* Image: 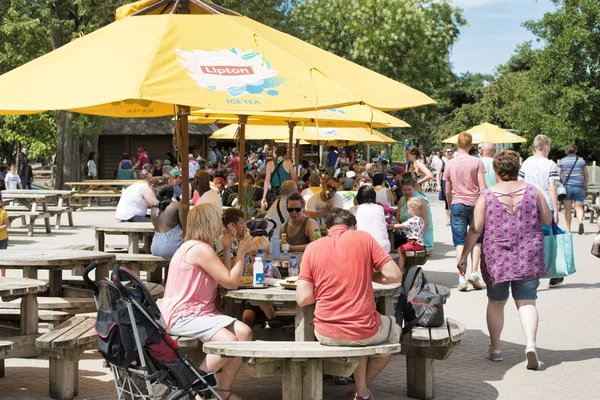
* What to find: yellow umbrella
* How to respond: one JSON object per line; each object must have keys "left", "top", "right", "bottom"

{"left": 443, "top": 123, "right": 527, "bottom": 144}
{"left": 190, "top": 105, "right": 411, "bottom": 128}
{"left": 210, "top": 124, "right": 395, "bottom": 145}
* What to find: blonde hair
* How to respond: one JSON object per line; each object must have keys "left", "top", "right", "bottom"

{"left": 250, "top": 236, "right": 270, "bottom": 256}
{"left": 406, "top": 197, "right": 422, "bottom": 216}
{"left": 457, "top": 132, "right": 472, "bottom": 149}
{"left": 533, "top": 134, "right": 551, "bottom": 151}
{"left": 185, "top": 203, "right": 222, "bottom": 243}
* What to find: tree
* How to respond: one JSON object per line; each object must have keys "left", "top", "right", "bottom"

{"left": 285, "top": 0, "right": 466, "bottom": 150}
{"left": 216, "top": 0, "right": 297, "bottom": 29}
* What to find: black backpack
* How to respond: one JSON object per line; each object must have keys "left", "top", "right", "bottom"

{"left": 395, "top": 266, "right": 445, "bottom": 334}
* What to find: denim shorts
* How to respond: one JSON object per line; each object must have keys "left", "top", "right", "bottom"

{"left": 450, "top": 203, "right": 483, "bottom": 246}
{"left": 486, "top": 278, "right": 539, "bottom": 301}
{"left": 0, "top": 238, "right": 7, "bottom": 249}
{"left": 564, "top": 184, "right": 585, "bottom": 203}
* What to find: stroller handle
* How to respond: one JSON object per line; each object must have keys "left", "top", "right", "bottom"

{"left": 111, "top": 264, "right": 132, "bottom": 299}
{"left": 83, "top": 261, "right": 100, "bottom": 296}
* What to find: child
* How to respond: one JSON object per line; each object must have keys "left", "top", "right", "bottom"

{"left": 4, "top": 165, "right": 22, "bottom": 190}
{"left": 241, "top": 236, "right": 282, "bottom": 329}
{"left": 389, "top": 197, "right": 425, "bottom": 274}
{"left": 0, "top": 195, "right": 9, "bottom": 276}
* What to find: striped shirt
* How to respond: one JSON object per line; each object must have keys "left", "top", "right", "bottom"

{"left": 558, "top": 155, "right": 586, "bottom": 187}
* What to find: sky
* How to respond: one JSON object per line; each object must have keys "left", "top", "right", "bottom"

{"left": 450, "top": 0, "right": 557, "bottom": 75}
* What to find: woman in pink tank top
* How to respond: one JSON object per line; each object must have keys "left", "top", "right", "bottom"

{"left": 159, "top": 203, "right": 252, "bottom": 400}
{"left": 457, "top": 151, "right": 552, "bottom": 371}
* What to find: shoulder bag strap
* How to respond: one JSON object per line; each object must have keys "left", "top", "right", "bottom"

{"left": 276, "top": 198, "right": 285, "bottom": 224}
{"left": 563, "top": 156, "right": 578, "bottom": 185}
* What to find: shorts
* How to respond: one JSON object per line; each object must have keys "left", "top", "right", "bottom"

{"left": 0, "top": 238, "right": 7, "bottom": 250}
{"left": 486, "top": 278, "right": 539, "bottom": 301}
{"left": 439, "top": 179, "right": 449, "bottom": 210}
{"left": 315, "top": 314, "right": 400, "bottom": 347}
{"left": 564, "top": 184, "right": 585, "bottom": 203}
{"left": 450, "top": 203, "right": 483, "bottom": 246}
{"left": 399, "top": 240, "right": 424, "bottom": 253}
{"left": 243, "top": 300, "right": 276, "bottom": 321}
{"left": 168, "top": 314, "right": 237, "bottom": 342}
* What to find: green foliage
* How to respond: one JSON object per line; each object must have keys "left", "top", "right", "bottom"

{"left": 216, "top": 0, "right": 298, "bottom": 29}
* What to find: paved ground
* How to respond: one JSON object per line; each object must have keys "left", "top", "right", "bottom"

{"left": 1, "top": 195, "right": 600, "bottom": 400}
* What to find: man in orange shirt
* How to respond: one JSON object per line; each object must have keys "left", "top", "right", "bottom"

{"left": 297, "top": 208, "right": 402, "bottom": 400}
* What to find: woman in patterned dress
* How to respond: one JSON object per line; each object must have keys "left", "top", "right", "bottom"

{"left": 458, "top": 150, "right": 552, "bottom": 370}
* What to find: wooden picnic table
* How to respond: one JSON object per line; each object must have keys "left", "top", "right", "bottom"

{"left": 92, "top": 222, "right": 155, "bottom": 254}
{"left": 2, "top": 190, "right": 74, "bottom": 230}
{"left": 0, "top": 277, "right": 47, "bottom": 336}
{"left": 225, "top": 282, "right": 401, "bottom": 342}
{"left": 0, "top": 249, "right": 115, "bottom": 297}
{"left": 586, "top": 186, "right": 600, "bottom": 204}
{"left": 1, "top": 191, "right": 54, "bottom": 236}
{"left": 66, "top": 180, "right": 136, "bottom": 208}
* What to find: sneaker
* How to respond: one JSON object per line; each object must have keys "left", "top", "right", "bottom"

{"left": 487, "top": 347, "right": 503, "bottom": 362}
{"left": 353, "top": 390, "right": 374, "bottom": 400}
{"left": 458, "top": 277, "right": 468, "bottom": 292}
{"left": 579, "top": 223, "right": 584, "bottom": 235}
{"left": 468, "top": 274, "right": 484, "bottom": 290}
{"left": 548, "top": 278, "right": 564, "bottom": 288}
{"left": 525, "top": 346, "right": 540, "bottom": 370}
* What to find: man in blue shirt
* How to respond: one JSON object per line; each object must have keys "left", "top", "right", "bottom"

{"left": 325, "top": 146, "right": 339, "bottom": 169}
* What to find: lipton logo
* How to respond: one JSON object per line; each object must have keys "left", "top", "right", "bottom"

{"left": 200, "top": 66, "right": 255, "bottom": 76}
{"left": 177, "top": 48, "right": 286, "bottom": 98}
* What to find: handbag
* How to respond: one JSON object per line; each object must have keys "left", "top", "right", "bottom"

{"left": 543, "top": 222, "right": 576, "bottom": 278}
{"left": 591, "top": 231, "right": 600, "bottom": 259}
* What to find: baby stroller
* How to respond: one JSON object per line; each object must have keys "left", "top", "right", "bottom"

{"left": 83, "top": 262, "right": 222, "bottom": 400}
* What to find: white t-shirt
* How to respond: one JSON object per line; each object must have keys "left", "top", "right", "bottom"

{"left": 87, "top": 160, "right": 97, "bottom": 178}
{"left": 196, "top": 189, "right": 223, "bottom": 214}
{"left": 518, "top": 156, "right": 560, "bottom": 210}
{"left": 306, "top": 192, "right": 343, "bottom": 215}
{"left": 374, "top": 186, "right": 392, "bottom": 206}
{"left": 300, "top": 187, "right": 318, "bottom": 204}
{"left": 115, "top": 182, "right": 150, "bottom": 221}
{"left": 404, "top": 216, "right": 425, "bottom": 246}
{"left": 5, "top": 172, "right": 21, "bottom": 190}
{"left": 353, "top": 204, "right": 391, "bottom": 253}
{"left": 189, "top": 160, "right": 200, "bottom": 179}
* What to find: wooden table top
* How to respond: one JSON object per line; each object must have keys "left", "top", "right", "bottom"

{"left": 1, "top": 192, "right": 57, "bottom": 200}
{"left": 91, "top": 222, "right": 155, "bottom": 233}
{"left": 66, "top": 180, "right": 137, "bottom": 186}
{"left": 0, "top": 277, "right": 47, "bottom": 297}
{"left": 0, "top": 249, "right": 115, "bottom": 267}
{"left": 225, "top": 282, "right": 401, "bottom": 303}
{"left": 2, "top": 190, "right": 73, "bottom": 196}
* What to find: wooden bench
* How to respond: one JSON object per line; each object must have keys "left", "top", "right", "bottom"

{"left": 0, "top": 297, "right": 96, "bottom": 316}
{"left": 5, "top": 205, "right": 71, "bottom": 229}
{"left": 72, "top": 192, "right": 121, "bottom": 208}
{"left": 405, "top": 248, "right": 434, "bottom": 268}
{"left": 401, "top": 318, "right": 466, "bottom": 400}
{"left": 114, "top": 253, "right": 169, "bottom": 283}
{"left": 60, "top": 279, "right": 164, "bottom": 300}
{"left": 203, "top": 341, "right": 402, "bottom": 400}
{"left": 36, "top": 316, "right": 97, "bottom": 400}
{"left": 0, "top": 309, "right": 70, "bottom": 324}
{"left": 588, "top": 204, "right": 600, "bottom": 224}
{"left": 6, "top": 210, "right": 52, "bottom": 236}
{"left": 0, "top": 341, "right": 13, "bottom": 378}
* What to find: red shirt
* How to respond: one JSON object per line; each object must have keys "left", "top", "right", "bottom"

{"left": 137, "top": 153, "right": 150, "bottom": 166}
{"left": 299, "top": 225, "right": 392, "bottom": 340}
{"left": 229, "top": 155, "right": 240, "bottom": 176}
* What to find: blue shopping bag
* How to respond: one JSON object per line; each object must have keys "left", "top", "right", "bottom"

{"left": 543, "top": 222, "right": 576, "bottom": 278}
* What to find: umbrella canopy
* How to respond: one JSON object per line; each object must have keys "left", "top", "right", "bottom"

{"left": 189, "top": 105, "right": 411, "bottom": 128}
{"left": 443, "top": 123, "right": 527, "bottom": 144}
{"left": 210, "top": 124, "right": 396, "bottom": 145}
{"left": 116, "top": 0, "right": 239, "bottom": 19}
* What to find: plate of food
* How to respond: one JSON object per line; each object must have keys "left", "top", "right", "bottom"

{"left": 280, "top": 277, "right": 299, "bottom": 290}
{"left": 238, "top": 276, "right": 270, "bottom": 289}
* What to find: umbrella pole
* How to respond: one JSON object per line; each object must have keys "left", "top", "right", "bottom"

{"left": 178, "top": 105, "right": 190, "bottom": 228}
{"left": 295, "top": 139, "right": 301, "bottom": 170}
{"left": 237, "top": 116, "right": 248, "bottom": 211}
{"left": 310, "top": 144, "right": 314, "bottom": 163}
{"left": 288, "top": 122, "right": 295, "bottom": 164}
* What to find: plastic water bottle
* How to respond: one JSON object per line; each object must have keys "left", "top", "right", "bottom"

{"left": 313, "top": 228, "right": 322, "bottom": 241}
{"left": 253, "top": 252, "right": 265, "bottom": 287}
{"left": 264, "top": 259, "right": 274, "bottom": 278}
{"left": 289, "top": 255, "right": 299, "bottom": 277}
{"left": 281, "top": 233, "right": 289, "bottom": 256}
{"left": 271, "top": 231, "right": 281, "bottom": 261}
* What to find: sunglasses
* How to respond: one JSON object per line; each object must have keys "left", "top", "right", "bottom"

{"left": 287, "top": 207, "right": 302, "bottom": 213}
{"left": 445, "top": 150, "right": 453, "bottom": 153}
{"left": 327, "top": 185, "right": 339, "bottom": 191}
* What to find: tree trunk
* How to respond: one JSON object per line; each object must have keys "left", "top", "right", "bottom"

{"left": 49, "top": 1, "right": 80, "bottom": 189}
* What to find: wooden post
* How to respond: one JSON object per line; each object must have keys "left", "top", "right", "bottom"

{"left": 21, "top": 293, "right": 38, "bottom": 335}
{"left": 310, "top": 144, "right": 314, "bottom": 163}
{"left": 366, "top": 144, "right": 371, "bottom": 163}
{"left": 296, "top": 139, "right": 301, "bottom": 170}
{"left": 295, "top": 304, "right": 315, "bottom": 342}
{"left": 178, "top": 105, "right": 190, "bottom": 228}
{"left": 288, "top": 122, "right": 296, "bottom": 161}
{"left": 237, "top": 116, "right": 248, "bottom": 208}
{"left": 593, "top": 161, "right": 597, "bottom": 184}
{"left": 406, "top": 355, "right": 435, "bottom": 400}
